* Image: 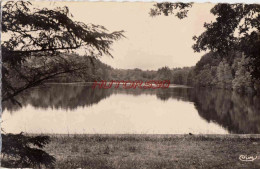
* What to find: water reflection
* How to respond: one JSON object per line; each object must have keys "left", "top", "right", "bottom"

{"left": 2, "top": 84, "right": 260, "bottom": 134}
{"left": 192, "top": 89, "right": 260, "bottom": 134}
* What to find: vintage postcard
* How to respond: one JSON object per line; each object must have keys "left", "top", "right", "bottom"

{"left": 1, "top": 0, "right": 260, "bottom": 168}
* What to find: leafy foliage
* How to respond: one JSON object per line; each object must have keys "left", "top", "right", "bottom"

{"left": 150, "top": 2, "right": 193, "bottom": 19}
{"left": 1, "top": 133, "right": 55, "bottom": 168}
{"left": 2, "top": 1, "right": 124, "bottom": 60}
{"left": 192, "top": 4, "right": 260, "bottom": 53}
{"left": 2, "top": 1, "right": 124, "bottom": 102}
{"left": 157, "top": 66, "right": 172, "bottom": 80}
{"left": 187, "top": 52, "right": 258, "bottom": 93}
{"left": 232, "top": 55, "right": 253, "bottom": 92}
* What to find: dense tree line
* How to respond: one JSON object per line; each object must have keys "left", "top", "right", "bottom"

{"left": 48, "top": 51, "right": 259, "bottom": 94}
{"left": 188, "top": 52, "right": 260, "bottom": 93}
{"left": 47, "top": 56, "right": 193, "bottom": 86}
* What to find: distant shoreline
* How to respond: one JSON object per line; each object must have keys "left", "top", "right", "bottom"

{"left": 45, "top": 82, "right": 193, "bottom": 88}
{"left": 28, "top": 133, "right": 260, "bottom": 138}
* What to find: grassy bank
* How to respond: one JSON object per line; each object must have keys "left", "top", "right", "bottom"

{"left": 41, "top": 134, "right": 260, "bottom": 169}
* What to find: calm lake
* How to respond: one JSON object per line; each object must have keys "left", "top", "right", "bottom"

{"left": 2, "top": 83, "right": 260, "bottom": 134}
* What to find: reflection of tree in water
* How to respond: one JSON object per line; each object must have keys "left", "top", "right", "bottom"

{"left": 3, "top": 84, "right": 113, "bottom": 112}
{"left": 193, "top": 88, "right": 260, "bottom": 134}
{"left": 113, "top": 87, "right": 192, "bottom": 102}
{"left": 3, "top": 84, "right": 260, "bottom": 134}
{"left": 154, "top": 87, "right": 260, "bottom": 134}
{"left": 111, "top": 86, "right": 194, "bottom": 102}
{"left": 3, "top": 85, "right": 193, "bottom": 112}
{"left": 156, "top": 88, "right": 193, "bottom": 102}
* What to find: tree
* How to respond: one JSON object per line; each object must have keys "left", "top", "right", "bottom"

{"left": 192, "top": 4, "right": 260, "bottom": 80}
{"left": 232, "top": 54, "right": 254, "bottom": 93}
{"left": 1, "top": 133, "right": 55, "bottom": 168}
{"left": 2, "top": 1, "right": 124, "bottom": 103}
{"left": 156, "top": 66, "right": 172, "bottom": 80}
{"left": 150, "top": 3, "right": 260, "bottom": 80}
{"left": 216, "top": 59, "right": 233, "bottom": 89}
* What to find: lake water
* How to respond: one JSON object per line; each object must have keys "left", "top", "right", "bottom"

{"left": 1, "top": 83, "right": 260, "bottom": 134}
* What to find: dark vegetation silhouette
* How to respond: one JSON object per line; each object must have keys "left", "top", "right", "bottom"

{"left": 1, "top": 1, "right": 124, "bottom": 168}
{"left": 45, "top": 52, "right": 258, "bottom": 94}
{"left": 1, "top": 133, "right": 55, "bottom": 168}
{"left": 149, "top": 2, "right": 193, "bottom": 19}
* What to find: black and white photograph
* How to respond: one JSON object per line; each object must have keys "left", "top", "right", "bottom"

{"left": 1, "top": 0, "right": 260, "bottom": 168}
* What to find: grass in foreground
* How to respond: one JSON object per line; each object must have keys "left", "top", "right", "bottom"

{"left": 40, "top": 134, "right": 260, "bottom": 169}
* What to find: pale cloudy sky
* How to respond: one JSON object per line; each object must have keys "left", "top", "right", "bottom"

{"left": 34, "top": 2, "right": 215, "bottom": 70}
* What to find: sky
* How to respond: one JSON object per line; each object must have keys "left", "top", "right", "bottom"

{"left": 32, "top": 2, "right": 216, "bottom": 70}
